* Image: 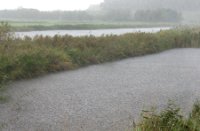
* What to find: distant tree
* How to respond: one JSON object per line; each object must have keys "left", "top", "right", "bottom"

{"left": 0, "top": 9, "right": 94, "bottom": 21}
{"left": 102, "top": 9, "right": 133, "bottom": 21}
{"left": 100, "top": 0, "right": 200, "bottom": 12}
{"left": 0, "top": 22, "right": 11, "bottom": 43}
{"left": 134, "top": 9, "right": 182, "bottom": 23}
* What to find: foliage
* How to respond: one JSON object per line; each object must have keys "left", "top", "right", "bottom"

{"left": 0, "top": 22, "right": 12, "bottom": 43}
{"left": 135, "top": 101, "right": 200, "bottom": 131}
{"left": 0, "top": 8, "right": 93, "bottom": 21}
{"left": 1, "top": 0, "right": 200, "bottom": 22}
{"left": 101, "top": 0, "right": 200, "bottom": 12}
{"left": 0, "top": 23, "right": 200, "bottom": 87}
{"left": 134, "top": 9, "right": 182, "bottom": 23}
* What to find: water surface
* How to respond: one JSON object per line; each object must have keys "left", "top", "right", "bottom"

{"left": 16, "top": 27, "right": 171, "bottom": 38}
{"left": 1, "top": 48, "right": 200, "bottom": 131}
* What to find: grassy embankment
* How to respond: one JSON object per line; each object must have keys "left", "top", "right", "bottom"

{"left": 135, "top": 101, "right": 200, "bottom": 131}
{"left": 0, "top": 24, "right": 200, "bottom": 88}
{"left": 7, "top": 21, "right": 176, "bottom": 31}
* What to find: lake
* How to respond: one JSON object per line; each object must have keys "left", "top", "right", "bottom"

{"left": 15, "top": 27, "right": 171, "bottom": 38}
{"left": 1, "top": 48, "right": 200, "bottom": 131}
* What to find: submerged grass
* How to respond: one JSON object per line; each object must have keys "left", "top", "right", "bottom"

{"left": 0, "top": 84, "right": 9, "bottom": 103}
{"left": 0, "top": 95, "right": 8, "bottom": 104}
{"left": 135, "top": 101, "right": 200, "bottom": 131}
{"left": 0, "top": 24, "right": 200, "bottom": 87}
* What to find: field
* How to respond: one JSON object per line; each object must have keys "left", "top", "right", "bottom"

{"left": 5, "top": 20, "right": 176, "bottom": 31}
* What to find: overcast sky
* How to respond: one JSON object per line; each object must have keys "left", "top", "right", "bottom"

{"left": 0, "top": 0, "right": 104, "bottom": 11}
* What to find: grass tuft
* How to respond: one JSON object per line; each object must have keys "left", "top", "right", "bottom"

{"left": 135, "top": 101, "right": 200, "bottom": 131}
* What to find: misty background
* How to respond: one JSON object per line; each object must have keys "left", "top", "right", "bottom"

{"left": 0, "top": 0, "right": 200, "bottom": 24}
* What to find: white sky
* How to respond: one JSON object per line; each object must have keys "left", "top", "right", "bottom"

{"left": 0, "top": 0, "right": 104, "bottom": 11}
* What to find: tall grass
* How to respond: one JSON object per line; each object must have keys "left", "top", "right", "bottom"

{"left": 135, "top": 101, "right": 200, "bottom": 131}
{"left": 0, "top": 42, "right": 74, "bottom": 83}
{"left": 0, "top": 24, "right": 200, "bottom": 86}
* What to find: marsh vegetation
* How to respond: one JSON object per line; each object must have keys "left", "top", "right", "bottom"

{"left": 1, "top": 23, "right": 200, "bottom": 130}
{"left": 135, "top": 101, "right": 200, "bottom": 131}
{"left": 0, "top": 23, "right": 200, "bottom": 87}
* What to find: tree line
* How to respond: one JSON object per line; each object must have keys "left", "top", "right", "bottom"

{"left": 0, "top": 8, "right": 183, "bottom": 23}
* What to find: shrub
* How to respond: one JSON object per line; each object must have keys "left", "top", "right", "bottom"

{"left": 135, "top": 101, "right": 200, "bottom": 131}
{"left": 0, "top": 22, "right": 12, "bottom": 43}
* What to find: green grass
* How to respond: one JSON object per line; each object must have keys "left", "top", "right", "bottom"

{"left": 135, "top": 101, "right": 200, "bottom": 131}
{"left": 5, "top": 20, "right": 176, "bottom": 31}
{"left": 0, "top": 43, "right": 74, "bottom": 82}
{"left": 0, "top": 85, "right": 9, "bottom": 104}
{"left": 0, "top": 122, "right": 7, "bottom": 131}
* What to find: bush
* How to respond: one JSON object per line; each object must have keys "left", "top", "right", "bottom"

{"left": 0, "top": 43, "right": 74, "bottom": 81}
{"left": 135, "top": 101, "right": 200, "bottom": 131}
{"left": 0, "top": 22, "right": 12, "bottom": 43}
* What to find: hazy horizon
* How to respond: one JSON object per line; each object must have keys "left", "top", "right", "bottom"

{"left": 0, "top": 0, "right": 200, "bottom": 23}
{"left": 0, "top": 0, "right": 104, "bottom": 11}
